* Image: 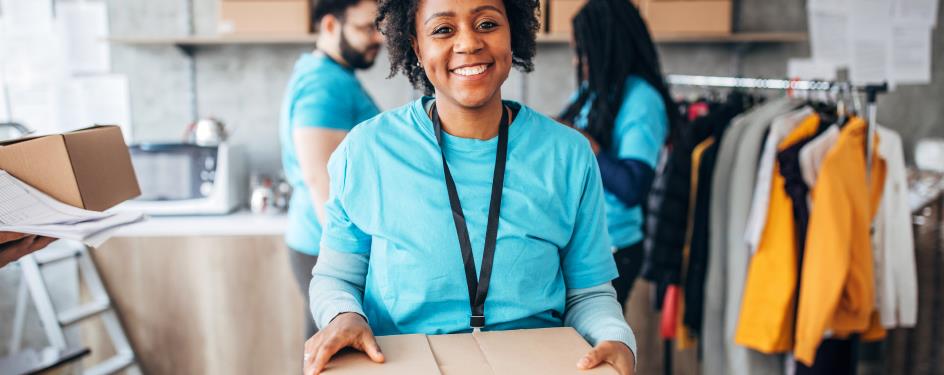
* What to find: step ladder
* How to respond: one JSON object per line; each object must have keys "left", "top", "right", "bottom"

{"left": 8, "top": 242, "right": 142, "bottom": 375}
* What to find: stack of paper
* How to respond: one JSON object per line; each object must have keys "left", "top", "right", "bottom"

{"left": 0, "top": 170, "right": 144, "bottom": 247}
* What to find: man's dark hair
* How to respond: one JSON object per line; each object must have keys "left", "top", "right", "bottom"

{"left": 312, "top": 0, "right": 367, "bottom": 28}
{"left": 376, "top": 0, "right": 541, "bottom": 95}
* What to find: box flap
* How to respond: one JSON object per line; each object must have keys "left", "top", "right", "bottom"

{"left": 0, "top": 135, "right": 83, "bottom": 207}
{"left": 323, "top": 334, "right": 441, "bottom": 374}
{"left": 472, "top": 328, "right": 618, "bottom": 375}
{"left": 428, "top": 333, "right": 493, "bottom": 375}
{"left": 62, "top": 126, "right": 140, "bottom": 211}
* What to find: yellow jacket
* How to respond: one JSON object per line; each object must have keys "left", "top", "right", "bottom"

{"left": 794, "top": 118, "right": 886, "bottom": 365}
{"left": 735, "top": 114, "right": 821, "bottom": 353}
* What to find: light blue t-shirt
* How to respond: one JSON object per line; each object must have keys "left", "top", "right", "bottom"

{"left": 572, "top": 76, "right": 668, "bottom": 249}
{"left": 320, "top": 98, "right": 618, "bottom": 336}
{"left": 279, "top": 53, "right": 380, "bottom": 255}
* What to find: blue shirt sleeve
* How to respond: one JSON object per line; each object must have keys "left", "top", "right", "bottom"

{"left": 561, "top": 147, "right": 619, "bottom": 289}
{"left": 291, "top": 78, "right": 355, "bottom": 131}
{"left": 320, "top": 139, "right": 372, "bottom": 253}
{"left": 612, "top": 79, "right": 669, "bottom": 167}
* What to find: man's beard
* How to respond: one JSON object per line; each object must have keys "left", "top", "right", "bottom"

{"left": 339, "top": 28, "right": 380, "bottom": 70}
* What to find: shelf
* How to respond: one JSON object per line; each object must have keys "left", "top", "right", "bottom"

{"left": 110, "top": 32, "right": 807, "bottom": 47}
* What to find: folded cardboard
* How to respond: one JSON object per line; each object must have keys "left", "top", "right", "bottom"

{"left": 324, "top": 327, "right": 618, "bottom": 375}
{"left": 0, "top": 125, "right": 140, "bottom": 211}
{"left": 218, "top": 0, "right": 310, "bottom": 35}
{"left": 638, "top": 0, "right": 732, "bottom": 35}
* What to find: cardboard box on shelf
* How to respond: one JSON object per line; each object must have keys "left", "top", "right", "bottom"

{"left": 323, "top": 327, "right": 618, "bottom": 375}
{"left": 0, "top": 125, "right": 140, "bottom": 211}
{"left": 218, "top": 0, "right": 310, "bottom": 35}
{"left": 548, "top": 0, "right": 586, "bottom": 35}
{"left": 638, "top": 0, "right": 732, "bottom": 35}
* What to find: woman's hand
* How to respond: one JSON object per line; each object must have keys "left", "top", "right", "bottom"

{"left": 577, "top": 340, "right": 636, "bottom": 375}
{"left": 0, "top": 233, "right": 57, "bottom": 268}
{"left": 304, "top": 312, "right": 385, "bottom": 375}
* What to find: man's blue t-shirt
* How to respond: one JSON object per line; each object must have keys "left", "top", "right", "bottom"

{"left": 320, "top": 98, "right": 619, "bottom": 335}
{"left": 572, "top": 76, "right": 668, "bottom": 249}
{"left": 279, "top": 52, "right": 380, "bottom": 255}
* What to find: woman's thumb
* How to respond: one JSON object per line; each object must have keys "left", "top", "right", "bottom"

{"left": 577, "top": 347, "right": 604, "bottom": 369}
{"left": 361, "top": 335, "right": 385, "bottom": 363}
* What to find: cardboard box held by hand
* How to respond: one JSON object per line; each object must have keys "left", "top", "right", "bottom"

{"left": 323, "top": 327, "right": 619, "bottom": 375}
{"left": 0, "top": 125, "right": 140, "bottom": 211}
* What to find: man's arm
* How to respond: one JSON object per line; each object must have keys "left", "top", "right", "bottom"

{"left": 294, "top": 127, "right": 348, "bottom": 223}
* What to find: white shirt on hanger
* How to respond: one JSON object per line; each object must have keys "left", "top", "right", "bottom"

{"left": 799, "top": 125, "right": 841, "bottom": 189}
{"left": 744, "top": 107, "right": 813, "bottom": 254}
{"left": 874, "top": 125, "right": 918, "bottom": 328}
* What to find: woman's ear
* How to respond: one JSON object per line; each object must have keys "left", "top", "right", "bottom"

{"left": 410, "top": 36, "right": 421, "bottom": 67}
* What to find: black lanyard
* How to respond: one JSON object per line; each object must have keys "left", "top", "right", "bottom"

{"left": 431, "top": 102, "right": 509, "bottom": 330}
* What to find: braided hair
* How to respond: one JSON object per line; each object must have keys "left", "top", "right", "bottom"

{"left": 558, "top": 0, "right": 679, "bottom": 150}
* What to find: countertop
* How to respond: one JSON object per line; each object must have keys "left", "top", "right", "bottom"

{"left": 113, "top": 211, "right": 287, "bottom": 237}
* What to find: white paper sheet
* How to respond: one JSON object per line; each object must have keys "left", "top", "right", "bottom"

{"left": 60, "top": 75, "right": 133, "bottom": 142}
{"left": 849, "top": 0, "right": 894, "bottom": 84}
{"left": 890, "top": 26, "right": 933, "bottom": 84}
{"left": 808, "top": 9, "right": 851, "bottom": 65}
{"left": 0, "top": 0, "right": 54, "bottom": 35}
{"left": 55, "top": 2, "right": 111, "bottom": 74}
{"left": 893, "top": 0, "right": 939, "bottom": 26}
{"left": 787, "top": 58, "right": 839, "bottom": 80}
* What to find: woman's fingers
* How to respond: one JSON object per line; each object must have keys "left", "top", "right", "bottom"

{"left": 311, "top": 338, "right": 344, "bottom": 375}
{"left": 577, "top": 346, "right": 604, "bottom": 370}
{"left": 28, "top": 236, "right": 57, "bottom": 252}
{"left": 358, "top": 333, "right": 385, "bottom": 363}
{"left": 303, "top": 335, "right": 319, "bottom": 375}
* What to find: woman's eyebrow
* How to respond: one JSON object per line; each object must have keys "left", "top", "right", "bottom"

{"left": 424, "top": 5, "right": 504, "bottom": 25}
{"left": 424, "top": 11, "right": 455, "bottom": 25}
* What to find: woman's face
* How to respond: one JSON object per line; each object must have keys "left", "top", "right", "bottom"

{"left": 412, "top": 0, "right": 513, "bottom": 109}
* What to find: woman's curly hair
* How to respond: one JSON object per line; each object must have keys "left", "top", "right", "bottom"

{"left": 375, "top": 0, "right": 541, "bottom": 95}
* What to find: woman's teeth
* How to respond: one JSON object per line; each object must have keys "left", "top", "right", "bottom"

{"left": 452, "top": 64, "right": 488, "bottom": 76}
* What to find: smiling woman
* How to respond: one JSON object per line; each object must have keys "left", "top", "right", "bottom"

{"left": 301, "top": 1, "right": 638, "bottom": 375}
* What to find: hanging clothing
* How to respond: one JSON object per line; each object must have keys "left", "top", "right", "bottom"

{"left": 744, "top": 107, "right": 814, "bottom": 254}
{"left": 704, "top": 97, "right": 799, "bottom": 375}
{"left": 736, "top": 113, "right": 820, "bottom": 354}
{"left": 795, "top": 338, "right": 858, "bottom": 375}
{"left": 643, "top": 98, "right": 740, "bottom": 294}
{"left": 676, "top": 136, "right": 716, "bottom": 349}
{"left": 874, "top": 126, "right": 918, "bottom": 328}
{"left": 799, "top": 125, "right": 840, "bottom": 189}
{"left": 794, "top": 118, "right": 887, "bottom": 366}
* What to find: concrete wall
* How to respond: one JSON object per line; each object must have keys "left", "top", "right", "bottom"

{"left": 106, "top": 0, "right": 942, "bottom": 175}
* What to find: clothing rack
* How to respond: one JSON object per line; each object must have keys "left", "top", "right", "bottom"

{"left": 666, "top": 74, "right": 887, "bottom": 177}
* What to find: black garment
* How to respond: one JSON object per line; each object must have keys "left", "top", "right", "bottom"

{"left": 642, "top": 93, "right": 746, "bottom": 308}
{"left": 288, "top": 249, "right": 319, "bottom": 338}
{"left": 777, "top": 137, "right": 816, "bottom": 261}
{"left": 682, "top": 137, "right": 721, "bottom": 336}
{"left": 612, "top": 242, "right": 646, "bottom": 308}
{"left": 796, "top": 338, "right": 859, "bottom": 375}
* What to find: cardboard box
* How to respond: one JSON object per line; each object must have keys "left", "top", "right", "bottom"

{"left": 639, "top": 0, "right": 731, "bottom": 35}
{"left": 0, "top": 126, "right": 140, "bottom": 211}
{"left": 324, "top": 327, "right": 618, "bottom": 374}
{"left": 549, "top": 0, "right": 586, "bottom": 35}
{"left": 218, "top": 0, "right": 310, "bottom": 35}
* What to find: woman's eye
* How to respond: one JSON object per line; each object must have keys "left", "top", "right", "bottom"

{"left": 478, "top": 21, "right": 498, "bottom": 30}
{"left": 432, "top": 26, "right": 453, "bottom": 35}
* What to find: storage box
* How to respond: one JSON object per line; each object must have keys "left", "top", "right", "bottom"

{"left": 549, "top": 0, "right": 586, "bottom": 35}
{"left": 324, "top": 327, "right": 618, "bottom": 374}
{"left": 218, "top": 0, "right": 310, "bottom": 35}
{"left": 0, "top": 126, "right": 140, "bottom": 211}
{"left": 638, "top": 0, "right": 731, "bottom": 35}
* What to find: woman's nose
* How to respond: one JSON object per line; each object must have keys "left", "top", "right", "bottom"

{"left": 454, "top": 28, "right": 484, "bottom": 55}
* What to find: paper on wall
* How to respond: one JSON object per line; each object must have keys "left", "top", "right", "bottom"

{"left": 807, "top": 0, "right": 849, "bottom": 12}
{"left": 893, "top": 0, "right": 939, "bottom": 27}
{"left": 59, "top": 75, "right": 133, "bottom": 142}
{"left": 849, "top": 0, "right": 894, "bottom": 84}
{"left": 808, "top": 9, "right": 851, "bottom": 65}
{"left": 890, "top": 26, "right": 933, "bottom": 84}
{"left": 5, "top": 83, "right": 60, "bottom": 135}
{"left": 787, "top": 59, "right": 839, "bottom": 80}
{"left": 0, "top": 32, "right": 68, "bottom": 87}
{"left": 0, "top": 0, "right": 54, "bottom": 35}
{"left": 0, "top": 82, "right": 9, "bottom": 122}
{"left": 55, "top": 2, "right": 111, "bottom": 74}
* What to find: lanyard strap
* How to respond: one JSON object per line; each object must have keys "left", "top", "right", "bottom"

{"left": 431, "top": 102, "right": 509, "bottom": 330}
